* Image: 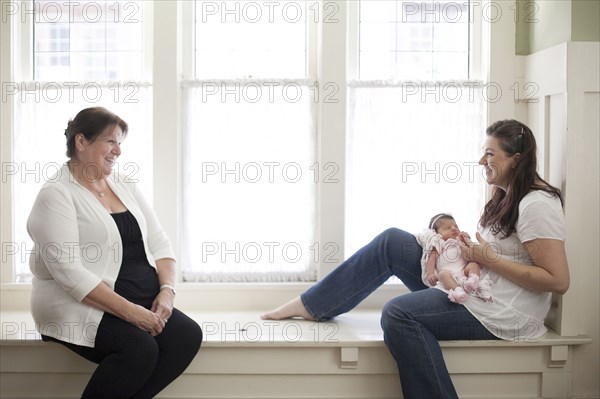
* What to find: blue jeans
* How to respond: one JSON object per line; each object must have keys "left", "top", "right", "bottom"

{"left": 301, "top": 228, "right": 497, "bottom": 399}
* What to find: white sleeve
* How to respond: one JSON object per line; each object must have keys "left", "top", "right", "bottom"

{"left": 517, "top": 195, "right": 565, "bottom": 243}
{"left": 27, "top": 185, "right": 102, "bottom": 302}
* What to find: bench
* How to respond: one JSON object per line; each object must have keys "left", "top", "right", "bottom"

{"left": 0, "top": 310, "right": 591, "bottom": 399}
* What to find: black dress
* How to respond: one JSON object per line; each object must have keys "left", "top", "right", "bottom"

{"left": 110, "top": 210, "right": 160, "bottom": 310}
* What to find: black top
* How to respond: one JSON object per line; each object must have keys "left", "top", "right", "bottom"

{"left": 110, "top": 210, "right": 160, "bottom": 310}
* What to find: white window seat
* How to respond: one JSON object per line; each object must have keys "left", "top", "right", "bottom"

{"left": 0, "top": 309, "right": 591, "bottom": 399}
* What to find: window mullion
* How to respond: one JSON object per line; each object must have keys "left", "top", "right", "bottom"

{"left": 1, "top": 0, "right": 16, "bottom": 284}
{"left": 346, "top": 0, "right": 359, "bottom": 81}
{"left": 180, "top": 0, "right": 194, "bottom": 80}
{"left": 317, "top": 0, "right": 347, "bottom": 279}
{"left": 152, "top": 1, "right": 182, "bottom": 279}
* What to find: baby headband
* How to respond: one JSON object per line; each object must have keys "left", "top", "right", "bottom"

{"left": 429, "top": 213, "right": 453, "bottom": 229}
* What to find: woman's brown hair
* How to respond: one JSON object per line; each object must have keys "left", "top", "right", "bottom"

{"left": 65, "top": 107, "right": 128, "bottom": 158}
{"left": 479, "top": 119, "right": 562, "bottom": 238}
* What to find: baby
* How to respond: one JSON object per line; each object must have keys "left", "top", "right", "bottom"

{"left": 417, "top": 213, "right": 492, "bottom": 304}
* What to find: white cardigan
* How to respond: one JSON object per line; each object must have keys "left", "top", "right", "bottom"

{"left": 27, "top": 163, "right": 175, "bottom": 347}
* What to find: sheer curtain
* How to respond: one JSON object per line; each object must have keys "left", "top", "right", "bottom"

{"left": 181, "top": 80, "right": 317, "bottom": 282}
{"left": 345, "top": 81, "right": 487, "bottom": 259}
{"left": 12, "top": 83, "right": 153, "bottom": 281}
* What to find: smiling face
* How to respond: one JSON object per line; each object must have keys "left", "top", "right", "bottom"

{"left": 479, "top": 136, "right": 519, "bottom": 190}
{"left": 74, "top": 125, "right": 123, "bottom": 180}
{"left": 435, "top": 218, "right": 461, "bottom": 240}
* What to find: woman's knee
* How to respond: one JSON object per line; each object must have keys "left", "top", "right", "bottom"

{"left": 185, "top": 319, "right": 203, "bottom": 352}
{"left": 128, "top": 334, "right": 160, "bottom": 365}
{"left": 379, "top": 227, "right": 405, "bottom": 243}
{"left": 166, "top": 310, "right": 203, "bottom": 353}
{"left": 380, "top": 297, "right": 408, "bottom": 334}
{"left": 378, "top": 228, "right": 420, "bottom": 255}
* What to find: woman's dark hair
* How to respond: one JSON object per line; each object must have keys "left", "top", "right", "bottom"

{"left": 479, "top": 119, "right": 562, "bottom": 238}
{"left": 429, "top": 213, "right": 455, "bottom": 231}
{"left": 65, "top": 107, "right": 128, "bottom": 158}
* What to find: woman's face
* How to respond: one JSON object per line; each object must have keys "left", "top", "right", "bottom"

{"left": 436, "top": 218, "right": 460, "bottom": 240}
{"left": 479, "top": 136, "right": 518, "bottom": 190}
{"left": 75, "top": 125, "right": 123, "bottom": 180}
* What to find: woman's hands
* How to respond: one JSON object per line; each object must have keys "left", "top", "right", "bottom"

{"left": 84, "top": 283, "right": 167, "bottom": 336}
{"left": 458, "top": 232, "right": 499, "bottom": 266}
{"left": 127, "top": 304, "right": 167, "bottom": 336}
{"left": 458, "top": 231, "right": 570, "bottom": 294}
{"left": 131, "top": 286, "right": 175, "bottom": 336}
{"left": 151, "top": 288, "right": 175, "bottom": 325}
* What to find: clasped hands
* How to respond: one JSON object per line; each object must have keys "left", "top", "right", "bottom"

{"left": 131, "top": 289, "right": 175, "bottom": 336}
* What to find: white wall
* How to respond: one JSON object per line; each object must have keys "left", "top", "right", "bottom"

{"left": 518, "top": 41, "right": 600, "bottom": 398}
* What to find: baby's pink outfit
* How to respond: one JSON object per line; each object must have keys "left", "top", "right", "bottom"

{"left": 415, "top": 229, "right": 493, "bottom": 304}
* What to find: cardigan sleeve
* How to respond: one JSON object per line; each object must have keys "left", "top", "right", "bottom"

{"left": 27, "top": 185, "right": 102, "bottom": 302}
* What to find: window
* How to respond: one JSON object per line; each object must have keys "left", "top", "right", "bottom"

{"left": 8, "top": 0, "right": 152, "bottom": 282}
{"left": 181, "top": 1, "right": 318, "bottom": 282}
{"left": 3, "top": 0, "right": 489, "bottom": 284}
{"left": 358, "top": 0, "right": 471, "bottom": 80}
{"left": 33, "top": 0, "right": 144, "bottom": 80}
{"left": 345, "top": 0, "right": 486, "bottom": 259}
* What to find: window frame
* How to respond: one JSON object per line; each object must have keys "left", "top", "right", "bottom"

{"left": 1, "top": 0, "right": 516, "bottom": 303}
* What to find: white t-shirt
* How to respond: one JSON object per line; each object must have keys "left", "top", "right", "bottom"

{"left": 463, "top": 190, "right": 565, "bottom": 340}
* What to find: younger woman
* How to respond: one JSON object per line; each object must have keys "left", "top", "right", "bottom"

{"left": 262, "top": 119, "right": 569, "bottom": 398}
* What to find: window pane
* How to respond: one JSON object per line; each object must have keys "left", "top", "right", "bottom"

{"left": 346, "top": 84, "right": 486, "bottom": 259}
{"left": 195, "top": 0, "right": 307, "bottom": 78}
{"left": 34, "top": 0, "right": 144, "bottom": 81}
{"left": 359, "top": 0, "right": 471, "bottom": 80}
{"left": 433, "top": 52, "right": 469, "bottom": 80}
{"left": 186, "top": 1, "right": 314, "bottom": 281}
{"left": 433, "top": 22, "right": 468, "bottom": 52}
{"left": 396, "top": 23, "right": 432, "bottom": 52}
{"left": 360, "top": 22, "right": 396, "bottom": 52}
{"left": 182, "top": 83, "right": 316, "bottom": 281}
{"left": 395, "top": 52, "right": 432, "bottom": 79}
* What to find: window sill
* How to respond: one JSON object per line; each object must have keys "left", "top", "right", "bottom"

{"left": 0, "top": 282, "right": 409, "bottom": 312}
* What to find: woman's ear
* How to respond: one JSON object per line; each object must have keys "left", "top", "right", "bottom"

{"left": 512, "top": 152, "right": 521, "bottom": 168}
{"left": 74, "top": 133, "right": 86, "bottom": 152}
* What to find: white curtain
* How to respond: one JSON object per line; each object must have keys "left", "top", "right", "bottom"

{"left": 181, "top": 80, "right": 317, "bottom": 282}
{"left": 345, "top": 81, "right": 487, "bottom": 258}
{"left": 12, "top": 82, "right": 153, "bottom": 281}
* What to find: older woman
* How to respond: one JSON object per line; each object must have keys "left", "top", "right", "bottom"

{"left": 262, "top": 119, "right": 569, "bottom": 398}
{"left": 28, "top": 107, "right": 202, "bottom": 398}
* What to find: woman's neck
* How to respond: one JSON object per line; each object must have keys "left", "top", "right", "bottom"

{"left": 67, "top": 160, "right": 109, "bottom": 196}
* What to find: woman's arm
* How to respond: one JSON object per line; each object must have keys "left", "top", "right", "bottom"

{"left": 460, "top": 233, "right": 569, "bottom": 294}
{"left": 151, "top": 258, "right": 177, "bottom": 321}
{"left": 27, "top": 186, "right": 103, "bottom": 301}
{"left": 83, "top": 282, "right": 166, "bottom": 336}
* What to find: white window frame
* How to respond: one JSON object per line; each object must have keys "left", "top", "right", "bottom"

{"left": 347, "top": 0, "right": 485, "bottom": 81}
{"left": 1, "top": 0, "right": 517, "bottom": 311}
{"left": 179, "top": 1, "right": 320, "bottom": 282}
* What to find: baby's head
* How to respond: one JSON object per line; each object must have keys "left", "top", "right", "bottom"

{"left": 429, "top": 213, "right": 460, "bottom": 240}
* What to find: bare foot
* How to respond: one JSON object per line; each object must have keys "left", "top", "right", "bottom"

{"left": 261, "top": 296, "right": 315, "bottom": 321}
